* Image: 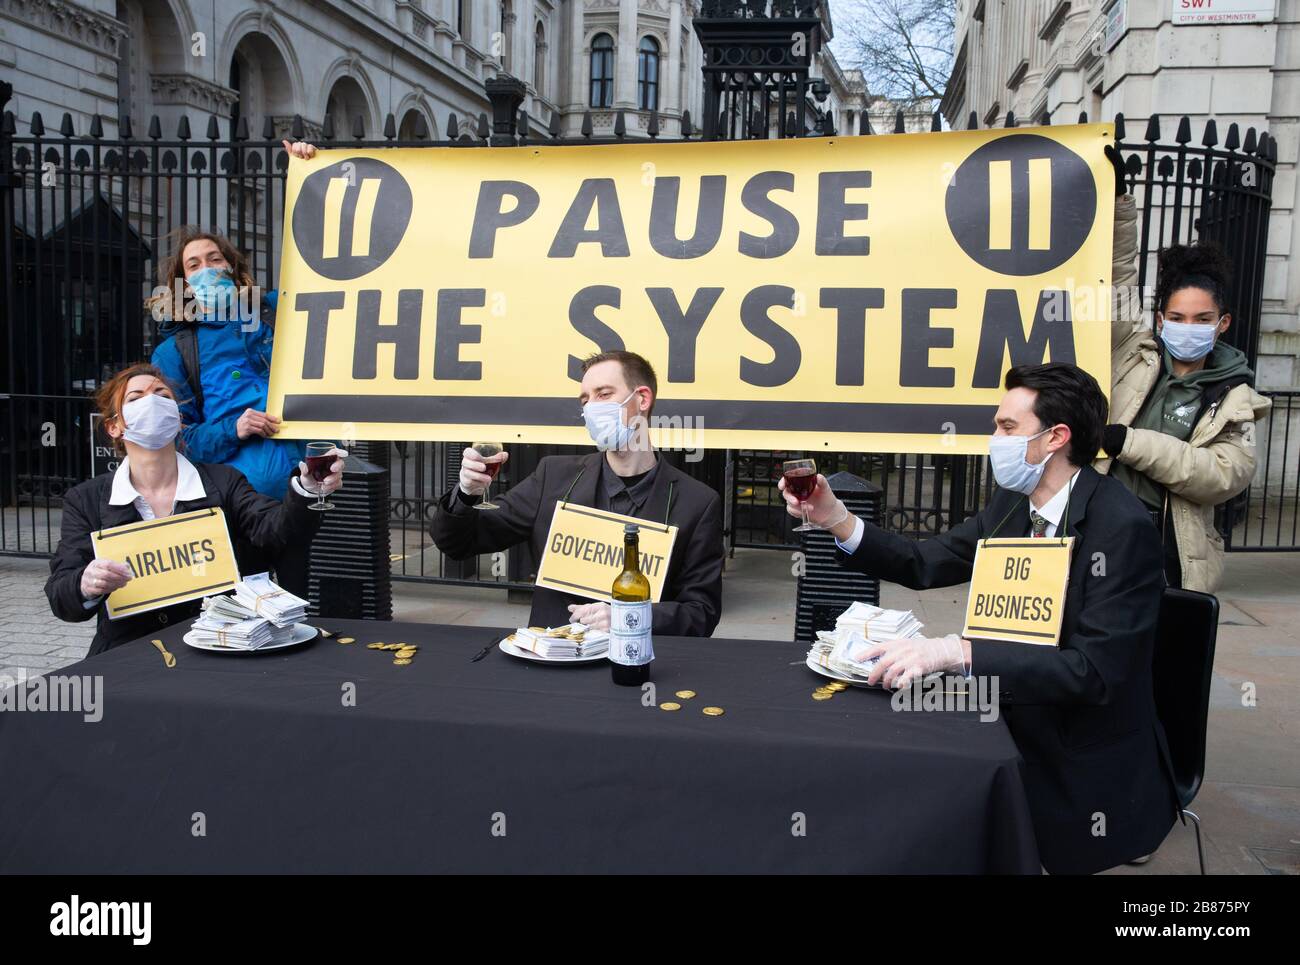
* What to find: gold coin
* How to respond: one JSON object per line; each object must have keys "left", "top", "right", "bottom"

{"left": 812, "top": 692, "right": 833, "bottom": 701}
{"left": 675, "top": 690, "right": 696, "bottom": 700}
{"left": 383, "top": 644, "right": 404, "bottom": 651}
{"left": 701, "top": 706, "right": 725, "bottom": 716}
{"left": 393, "top": 658, "right": 412, "bottom": 666}
{"left": 396, "top": 652, "right": 417, "bottom": 660}
{"left": 365, "top": 643, "right": 385, "bottom": 650}
{"left": 337, "top": 637, "right": 355, "bottom": 644}
{"left": 814, "top": 687, "right": 836, "bottom": 696}
{"left": 827, "top": 682, "right": 849, "bottom": 692}
{"left": 659, "top": 701, "right": 682, "bottom": 711}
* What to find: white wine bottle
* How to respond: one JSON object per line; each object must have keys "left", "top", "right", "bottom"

{"left": 610, "top": 523, "right": 653, "bottom": 686}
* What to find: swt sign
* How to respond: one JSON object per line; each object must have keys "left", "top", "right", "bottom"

{"left": 268, "top": 126, "right": 1113, "bottom": 455}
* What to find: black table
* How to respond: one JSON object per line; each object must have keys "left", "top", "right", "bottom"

{"left": 0, "top": 619, "right": 1040, "bottom": 873}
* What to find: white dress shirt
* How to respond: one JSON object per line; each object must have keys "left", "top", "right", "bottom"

{"left": 109, "top": 451, "right": 208, "bottom": 520}
{"left": 835, "top": 469, "right": 1082, "bottom": 553}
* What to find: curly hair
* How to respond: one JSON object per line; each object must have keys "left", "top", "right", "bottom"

{"left": 143, "top": 227, "right": 257, "bottom": 322}
{"left": 1155, "top": 241, "right": 1234, "bottom": 316}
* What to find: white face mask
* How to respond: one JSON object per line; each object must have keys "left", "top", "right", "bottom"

{"left": 988, "top": 427, "right": 1052, "bottom": 495}
{"left": 120, "top": 393, "right": 181, "bottom": 450}
{"left": 582, "top": 390, "right": 638, "bottom": 451}
{"left": 1159, "top": 317, "right": 1221, "bottom": 362}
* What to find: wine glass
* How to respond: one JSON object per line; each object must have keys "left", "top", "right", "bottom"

{"left": 472, "top": 442, "right": 505, "bottom": 510}
{"left": 782, "top": 458, "right": 818, "bottom": 532}
{"left": 304, "top": 442, "right": 338, "bottom": 511}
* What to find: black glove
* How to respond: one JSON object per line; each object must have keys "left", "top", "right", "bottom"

{"left": 1104, "top": 144, "right": 1126, "bottom": 198}
{"left": 1102, "top": 423, "right": 1129, "bottom": 458}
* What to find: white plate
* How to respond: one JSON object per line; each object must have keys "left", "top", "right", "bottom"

{"left": 182, "top": 622, "right": 318, "bottom": 653}
{"left": 498, "top": 636, "right": 608, "bottom": 665}
{"left": 805, "top": 653, "right": 879, "bottom": 688}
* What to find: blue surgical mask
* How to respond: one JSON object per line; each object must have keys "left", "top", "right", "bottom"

{"left": 186, "top": 266, "right": 238, "bottom": 318}
{"left": 989, "top": 427, "right": 1052, "bottom": 495}
{"left": 1159, "top": 318, "right": 1220, "bottom": 362}
{"left": 583, "top": 390, "right": 638, "bottom": 451}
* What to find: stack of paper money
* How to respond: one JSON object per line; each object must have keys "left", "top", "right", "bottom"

{"left": 807, "top": 602, "right": 924, "bottom": 680}
{"left": 190, "top": 609, "right": 295, "bottom": 650}
{"left": 231, "top": 573, "right": 308, "bottom": 628}
{"left": 834, "top": 601, "right": 923, "bottom": 641}
{"left": 510, "top": 623, "right": 609, "bottom": 659}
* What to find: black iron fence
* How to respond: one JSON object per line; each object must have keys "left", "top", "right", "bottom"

{"left": 2, "top": 84, "right": 1294, "bottom": 573}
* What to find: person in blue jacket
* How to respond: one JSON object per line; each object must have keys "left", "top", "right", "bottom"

{"left": 147, "top": 141, "right": 320, "bottom": 589}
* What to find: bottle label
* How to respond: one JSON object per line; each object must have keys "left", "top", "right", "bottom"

{"left": 609, "top": 600, "right": 653, "bottom": 666}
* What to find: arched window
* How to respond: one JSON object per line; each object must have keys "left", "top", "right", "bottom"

{"left": 637, "top": 36, "right": 660, "bottom": 111}
{"left": 590, "top": 33, "right": 614, "bottom": 108}
{"left": 534, "top": 22, "right": 546, "bottom": 95}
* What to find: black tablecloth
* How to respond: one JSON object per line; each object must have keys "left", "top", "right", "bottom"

{"left": 0, "top": 619, "right": 1040, "bottom": 873}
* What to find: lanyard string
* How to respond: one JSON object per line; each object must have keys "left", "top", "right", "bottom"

{"left": 982, "top": 475, "right": 1075, "bottom": 545}
{"left": 561, "top": 463, "right": 588, "bottom": 507}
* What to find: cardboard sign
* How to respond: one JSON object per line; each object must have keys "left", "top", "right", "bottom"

{"left": 91, "top": 507, "right": 240, "bottom": 619}
{"left": 535, "top": 502, "right": 678, "bottom": 603}
{"left": 268, "top": 125, "right": 1114, "bottom": 455}
{"left": 961, "top": 537, "right": 1074, "bottom": 646}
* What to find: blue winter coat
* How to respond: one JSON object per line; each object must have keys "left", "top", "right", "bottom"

{"left": 152, "top": 291, "right": 304, "bottom": 499}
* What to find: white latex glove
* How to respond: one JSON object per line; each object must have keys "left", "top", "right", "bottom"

{"left": 777, "top": 473, "right": 850, "bottom": 529}
{"left": 567, "top": 602, "right": 611, "bottom": 632}
{"left": 81, "top": 559, "right": 132, "bottom": 600}
{"left": 862, "top": 634, "right": 967, "bottom": 690}
{"left": 298, "top": 447, "right": 348, "bottom": 495}
{"left": 458, "top": 446, "right": 508, "bottom": 497}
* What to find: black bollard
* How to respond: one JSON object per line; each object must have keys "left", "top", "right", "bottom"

{"left": 794, "top": 471, "right": 881, "bottom": 644}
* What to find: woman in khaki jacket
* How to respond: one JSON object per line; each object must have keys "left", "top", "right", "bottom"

{"left": 1100, "top": 193, "right": 1271, "bottom": 592}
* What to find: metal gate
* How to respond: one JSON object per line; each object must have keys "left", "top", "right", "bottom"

{"left": 2, "top": 74, "right": 1290, "bottom": 568}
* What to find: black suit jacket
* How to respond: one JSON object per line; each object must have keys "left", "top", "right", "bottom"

{"left": 837, "top": 466, "right": 1178, "bottom": 874}
{"left": 430, "top": 452, "right": 724, "bottom": 636}
{"left": 45, "top": 463, "right": 321, "bottom": 656}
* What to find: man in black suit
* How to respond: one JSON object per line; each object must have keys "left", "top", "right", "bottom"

{"left": 781, "top": 363, "right": 1178, "bottom": 874}
{"left": 430, "top": 350, "right": 723, "bottom": 636}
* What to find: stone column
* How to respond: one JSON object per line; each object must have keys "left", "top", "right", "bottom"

{"left": 616, "top": 0, "right": 638, "bottom": 109}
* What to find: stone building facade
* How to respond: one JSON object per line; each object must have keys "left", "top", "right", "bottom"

{"left": 1, "top": 0, "right": 871, "bottom": 143}
{"left": 940, "top": 0, "right": 1300, "bottom": 388}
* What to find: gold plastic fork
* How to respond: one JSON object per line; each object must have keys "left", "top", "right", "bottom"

{"left": 151, "top": 638, "right": 177, "bottom": 668}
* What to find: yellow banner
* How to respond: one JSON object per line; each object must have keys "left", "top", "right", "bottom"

{"left": 535, "top": 503, "right": 678, "bottom": 603}
{"left": 961, "top": 537, "right": 1074, "bottom": 646}
{"left": 269, "top": 125, "right": 1113, "bottom": 454}
{"left": 91, "top": 507, "right": 241, "bottom": 619}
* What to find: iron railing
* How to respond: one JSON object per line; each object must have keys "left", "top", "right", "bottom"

{"left": 2, "top": 81, "right": 1291, "bottom": 571}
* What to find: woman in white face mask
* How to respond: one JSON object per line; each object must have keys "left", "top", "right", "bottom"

{"left": 1102, "top": 198, "right": 1271, "bottom": 592}
{"left": 44, "top": 363, "right": 345, "bottom": 655}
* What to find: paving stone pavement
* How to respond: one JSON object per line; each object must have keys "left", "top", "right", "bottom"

{"left": 0, "top": 556, "right": 94, "bottom": 680}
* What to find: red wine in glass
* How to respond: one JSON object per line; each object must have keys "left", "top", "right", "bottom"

{"left": 472, "top": 442, "right": 504, "bottom": 510}
{"left": 781, "top": 458, "right": 817, "bottom": 532}
{"left": 304, "top": 442, "right": 336, "bottom": 511}
{"left": 305, "top": 454, "right": 333, "bottom": 482}
{"left": 784, "top": 467, "right": 817, "bottom": 501}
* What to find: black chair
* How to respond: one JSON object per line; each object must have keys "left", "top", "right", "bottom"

{"left": 1151, "top": 587, "right": 1219, "bottom": 874}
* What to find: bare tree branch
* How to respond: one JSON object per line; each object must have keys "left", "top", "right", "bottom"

{"left": 834, "top": 0, "right": 955, "bottom": 109}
